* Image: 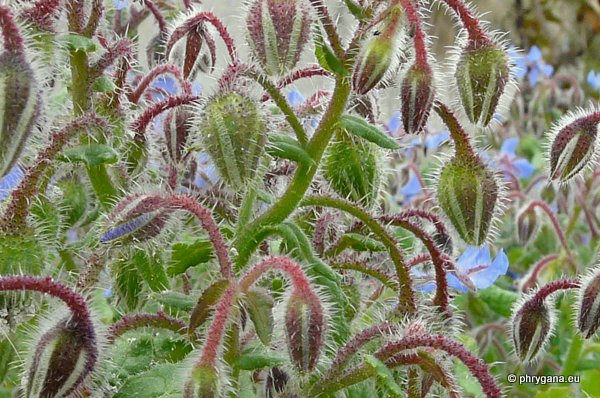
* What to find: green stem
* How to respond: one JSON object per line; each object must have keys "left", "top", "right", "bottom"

{"left": 234, "top": 78, "right": 351, "bottom": 269}
{"left": 561, "top": 333, "right": 584, "bottom": 376}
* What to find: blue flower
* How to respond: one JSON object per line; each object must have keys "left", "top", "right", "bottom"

{"left": 587, "top": 70, "right": 600, "bottom": 92}
{"left": 386, "top": 111, "right": 402, "bottom": 137}
{"left": 194, "top": 153, "right": 220, "bottom": 189}
{"left": 400, "top": 174, "right": 422, "bottom": 202}
{"left": 511, "top": 46, "right": 553, "bottom": 87}
{"left": 424, "top": 130, "right": 449, "bottom": 150}
{"left": 414, "top": 245, "right": 509, "bottom": 293}
{"left": 287, "top": 88, "right": 305, "bottom": 108}
{"left": 0, "top": 165, "right": 24, "bottom": 202}
{"left": 113, "top": 0, "right": 128, "bottom": 10}
{"left": 499, "top": 137, "right": 535, "bottom": 179}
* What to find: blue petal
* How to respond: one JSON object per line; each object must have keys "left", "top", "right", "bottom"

{"left": 512, "top": 158, "right": 535, "bottom": 179}
{"left": 287, "top": 89, "right": 305, "bottom": 108}
{"left": 527, "top": 46, "right": 542, "bottom": 62}
{"left": 387, "top": 111, "right": 402, "bottom": 136}
{"left": 457, "top": 245, "right": 491, "bottom": 272}
{"left": 0, "top": 166, "right": 24, "bottom": 201}
{"left": 153, "top": 76, "right": 178, "bottom": 95}
{"left": 447, "top": 273, "right": 469, "bottom": 293}
{"left": 113, "top": 0, "right": 128, "bottom": 10}
{"left": 500, "top": 137, "right": 519, "bottom": 157}
{"left": 541, "top": 64, "right": 554, "bottom": 78}
{"left": 192, "top": 81, "right": 203, "bottom": 95}
{"left": 528, "top": 68, "right": 540, "bottom": 86}
{"left": 470, "top": 249, "right": 509, "bottom": 289}
{"left": 400, "top": 174, "right": 422, "bottom": 201}
{"left": 425, "top": 131, "right": 449, "bottom": 149}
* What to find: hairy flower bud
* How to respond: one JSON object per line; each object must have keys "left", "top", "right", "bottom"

{"left": 400, "top": 63, "right": 435, "bottom": 135}
{"left": 185, "top": 365, "right": 220, "bottom": 398}
{"left": 548, "top": 111, "right": 600, "bottom": 183}
{"left": 511, "top": 299, "right": 554, "bottom": 363}
{"left": 265, "top": 367, "right": 289, "bottom": 398}
{"left": 0, "top": 52, "right": 41, "bottom": 177}
{"left": 100, "top": 194, "right": 171, "bottom": 244}
{"left": 578, "top": 270, "right": 600, "bottom": 339}
{"left": 25, "top": 317, "right": 96, "bottom": 398}
{"left": 352, "top": 6, "right": 402, "bottom": 95}
{"left": 323, "top": 130, "right": 382, "bottom": 208}
{"left": 455, "top": 41, "right": 509, "bottom": 127}
{"left": 285, "top": 292, "right": 325, "bottom": 373}
{"left": 199, "top": 92, "right": 267, "bottom": 187}
{"left": 246, "top": 0, "right": 311, "bottom": 76}
{"left": 164, "top": 108, "right": 191, "bottom": 165}
{"left": 168, "top": 24, "right": 216, "bottom": 80}
{"left": 516, "top": 204, "right": 540, "bottom": 245}
{"left": 437, "top": 157, "right": 499, "bottom": 246}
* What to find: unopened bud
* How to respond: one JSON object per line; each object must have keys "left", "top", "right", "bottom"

{"left": 455, "top": 41, "right": 509, "bottom": 127}
{"left": 285, "top": 292, "right": 325, "bottom": 373}
{"left": 164, "top": 108, "right": 192, "bottom": 165}
{"left": 168, "top": 24, "right": 216, "bottom": 80}
{"left": 516, "top": 204, "right": 540, "bottom": 245}
{"left": 400, "top": 63, "right": 435, "bottom": 135}
{"left": 511, "top": 298, "right": 554, "bottom": 363}
{"left": 247, "top": 0, "right": 311, "bottom": 76}
{"left": 265, "top": 367, "right": 289, "bottom": 398}
{"left": 578, "top": 269, "right": 600, "bottom": 339}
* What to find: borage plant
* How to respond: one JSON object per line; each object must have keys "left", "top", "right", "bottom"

{"left": 1, "top": 0, "right": 598, "bottom": 397}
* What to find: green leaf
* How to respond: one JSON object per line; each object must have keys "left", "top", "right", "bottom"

{"left": 343, "top": 0, "right": 368, "bottom": 20}
{"left": 59, "top": 144, "right": 119, "bottom": 166}
{"left": 93, "top": 76, "right": 117, "bottom": 93}
{"left": 113, "top": 259, "right": 143, "bottom": 311}
{"left": 535, "top": 387, "right": 572, "bottom": 398}
{"left": 153, "top": 291, "right": 196, "bottom": 312}
{"left": 244, "top": 289, "right": 274, "bottom": 346}
{"left": 131, "top": 250, "right": 170, "bottom": 292}
{"left": 234, "top": 351, "right": 286, "bottom": 370}
{"left": 314, "top": 33, "right": 348, "bottom": 77}
{"left": 477, "top": 285, "right": 519, "bottom": 318}
{"left": 337, "top": 115, "right": 401, "bottom": 150}
{"left": 188, "top": 280, "right": 230, "bottom": 334}
{"left": 267, "top": 134, "right": 313, "bottom": 165}
{"left": 115, "top": 363, "right": 182, "bottom": 398}
{"left": 364, "top": 355, "right": 402, "bottom": 398}
{"left": 63, "top": 34, "right": 97, "bottom": 53}
{"left": 167, "top": 239, "right": 213, "bottom": 276}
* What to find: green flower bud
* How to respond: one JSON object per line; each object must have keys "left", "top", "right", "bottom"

{"left": 516, "top": 204, "right": 540, "bottom": 245}
{"left": 199, "top": 92, "right": 267, "bottom": 187}
{"left": 285, "top": 292, "right": 325, "bottom": 373}
{"left": 455, "top": 41, "right": 509, "bottom": 127}
{"left": 437, "top": 157, "right": 499, "bottom": 246}
{"left": 185, "top": 365, "right": 220, "bottom": 398}
{"left": 323, "top": 130, "right": 382, "bottom": 209}
{"left": 247, "top": 0, "right": 311, "bottom": 76}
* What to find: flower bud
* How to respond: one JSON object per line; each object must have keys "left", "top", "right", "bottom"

{"left": 285, "top": 292, "right": 325, "bottom": 373}
{"left": 0, "top": 52, "right": 41, "bottom": 177}
{"left": 400, "top": 63, "right": 435, "bottom": 135}
{"left": 25, "top": 317, "right": 96, "bottom": 398}
{"left": 455, "top": 41, "right": 509, "bottom": 127}
{"left": 100, "top": 194, "right": 171, "bottom": 244}
{"left": 185, "top": 365, "right": 220, "bottom": 398}
{"left": 265, "top": 367, "right": 289, "bottom": 398}
{"left": 516, "top": 204, "right": 540, "bottom": 245}
{"left": 246, "top": 0, "right": 311, "bottom": 76}
{"left": 164, "top": 108, "right": 192, "bottom": 165}
{"left": 168, "top": 24, "right": 216, "bottom": 80}
{"left": 322, "top": 130, "right": 382, "bottom": 209}
{"left": 511, "top": 299, "right": 554, "bottom": 363}
{"left": 437, "top": 157, "right": 499, "bottom": 246}
{"left": 199, "top": 92, "right": 267, "bottom": 187}
{"left": 352, "top": 6, "right": 402, "bottom": 95}
{"left": 548, "top": 111, "right": 600, "bottom": 183}
{"left": 577, "top": 270, "right": 600, "bottom": 338}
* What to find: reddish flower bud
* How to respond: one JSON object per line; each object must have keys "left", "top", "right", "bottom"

{"left": 400, "top": 63, "right": 435, "bottom": 135}
{"left": 455, "top": 41, "right": 509, "bottom": 127}
{"left": 352, "top": 6, "right": 403, "bottom": 95}
{"left": 547, "top": 109, "right": 600, "bottom": 184}
{"left": 516, "top": 204, "right": 540, "bottom": 245}
{"left": 285, "top": 291, "right": 325, "bottom": 373}
{"left": 164, "top": 108, "right": 192, "bottom": 165}
{"left": 511, "top": 298, "right": 554, "bottom": 363}
{"left": 578, "top": 269, "right": 600, "bottom": 339}
{"left": 168, "top": 24, "right": 216, "bottom": 80}
{"left": 100, "top": 194, "right": 171, "bottom": 244}
{"left": 265, "top": 367, "right": 289, "bottom": 398}
{"left": 246, "top": 0, "right": 311, "bottom": 76}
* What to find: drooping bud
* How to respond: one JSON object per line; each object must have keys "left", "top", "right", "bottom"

{"left": 352, "top": 6, "right": 403, "bottom": 95}
{"left": 198, "top": 91, "right": 267, "bottom": 187}
{"left": 100, "top": 194, "right": 171, "bottom": 244}
{"left": 516, "top": 204, "right": 540, "bottom": 245}
{"left": 437, "top": 157, "right": 499, "bottom": 246}
{"left": 265, "top": 367, "right": 289, "bottom": 398}
{"left": 25, "top": 317, "right": 97, "bottom": 398}
{"left": 511, "top": 298, "right": 554, "bottom": 363}
{"left": 547, "top": 110, "right": 600, "bottom": 184}
{"left": 400, "top": 63, "right": 435, "bottom": 135}
{"left": 322, "top": 130, "right": 382, "bottom": 209}
{"left": 164, "top": 108, "right": 192, "bottom": 165}
{"left": 168, "top": 24, "right": 216, "bottom": 80}
{"left": 246, "top": 0, "right": 311, "bottom": 76}
{"left": 577, "top": 269, "right": 600, "bottom": 339}
{"left": 455, "top": 41, "right": 509, "bottom": 127}
{"left": 285, "top": 291, "right": 325, "bottom": 373}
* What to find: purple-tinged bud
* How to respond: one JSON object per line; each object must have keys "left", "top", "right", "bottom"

{"left": 265, "top": 367, "right": 289, "bottom": 398}
{"left": 455, "top": 41, "right": 509, "bottom": 127}
{"left": 246, "top": 0, "right": 311, "bottom": 76}
{"left": 25, "top": 317, "right": 97, "bottom": 398}
{"left": 352, "top": 6, "right": 403, "bottom": 95}
{"left": 285, "top": 291, "right": 325, "bottom": 373}
{"left": 516, "top": 204, "right": 540, "bottom": 245}
{"left": 400, "top": 63, "right": 435, "bottom": 135}
{"left": 547, "top": 110, "right": 600, "bottom": 184}
{"left": 100, "top": 194, "right": 171, "bottom": 244}
{"left": 164, "top": 108, "right": 192, "bottom": 165}
{"left": 511, "top": 298, "right": 554, "bottom": 363}
{"left": 198, "top": 91, "right": 267, "bottom": 187}
{"left": 437, "top": 157, "right": 499, "bottom": 246}
{"left": 578, "top": 269, "right": 600, "bottom": 339}
{"left": 168, "top": 24, "right": 216, "bottom": 80}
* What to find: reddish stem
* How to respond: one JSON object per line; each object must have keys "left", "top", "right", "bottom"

{"left": 528, "top": 200, "right": 572, "bottom": 256}
{"left": 398, "top": 0, "right": 429, "bottom": 66}
{"left": 440, "top": 0, "right": 489, "bottom": 43}
{"left": 144, "top": 0, "right": 167, "bottom": 32}
{"left": 90, "top": 38, "right": 134, "bottom": 79}
{"left": 107, "top": 312, "right": 188, "bottom": 342}
{"left": 434, "top": 100, "right": 478, "bottom": 161}
{"left": 528, "top": 278, "right": 580, "bottom": 307}
{"left": 239, "top": 256, "right": 314, "bottom": 296}
{"left": 128, "top": 64, "right": 191, "bottom": 104}
{"left": 521, "top": 254, "right": 559, "bottom": 292}
{"left": 0, "top": 6, "right": 25, "bottom": 54}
